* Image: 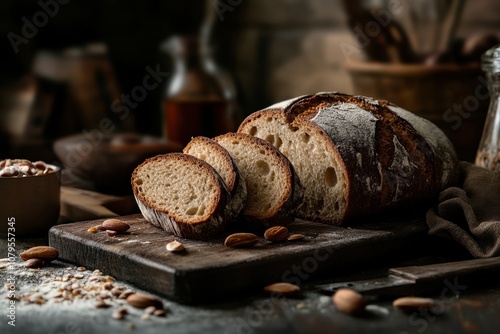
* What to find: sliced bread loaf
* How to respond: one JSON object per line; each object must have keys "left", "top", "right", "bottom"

{"left": 238, "top": 92, "right": 459, "bottom": 225}
{"left": 183, "top": 136, "right": 247, "bottom": 221}
{"left": 214, "top": 132, "right": 303, "bottom": 229}
{"left": 131, "top": 153, "right": 231, "bottom": 240}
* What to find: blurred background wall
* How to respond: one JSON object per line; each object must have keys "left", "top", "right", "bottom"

{"left": 1, "top": 0, "right": 499, "bottom": 176}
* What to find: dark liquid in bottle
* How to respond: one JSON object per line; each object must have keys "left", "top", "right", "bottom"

{"left": 164, "top": 99, "right": 230, "bottom": 146}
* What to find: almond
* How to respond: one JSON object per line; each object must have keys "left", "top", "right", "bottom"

{"left": 106, "top": 230, "right": 118, "bottom": 237}
{"left": 287, "top": 234, "right": 305, "bottom": 241}
{"left": 263, "top": 282, "right": 300, "bottom": 295}
{"left": 332, "top": 288, "right": 366, "bottom": 315}
{"left": 393, "top": 297, "right": 436, "bottom": 311}
{"left": 20, "top": 246, "right": 58, "bottom": 261}
{"left": 23, "top": 258, "right": 45, "bottom": 268}
{"left": 112, "top": 309, "right": 126, "bottom": 320}
{"left": 95, "top": 300, "right": 111, "bottom": 308}
{"left": 144, "top": 306, "right": 157, "bottom": 314}
{"left": 224, "top": 233, "right": 259, "bottom": 248}
{"left": 153, "top": 309, "right": 167, "bottom": 317}
{"left": 102, "top": 219, "right": 130, "bottom": 233}
{"left": 126, "top": 293, "right": 163, "bottom": 309}
{"left": 264, "top": 226, "right": 289, "bottom": 242}
{"left": 87, "top": 226, "right": 98, "bottom": 234}
{"left": 118, "top": 290, "right": 135, "bottom": 300}
{"left": 166, "top": 241, "right": 185, "bottom": 252}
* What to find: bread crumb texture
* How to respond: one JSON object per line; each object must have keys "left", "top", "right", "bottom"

{"left": 132, "top": 154, "right": 219, "bottom": 223}
{"left": 215, "top": 133, "right": 291, "bottom": 218}
{"left": 241, "top": 113, "right": 347, "bottom": 223}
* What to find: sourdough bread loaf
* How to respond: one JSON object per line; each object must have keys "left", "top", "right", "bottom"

{"left": 238, "top": 92, "right": 459, "bottom": 224}
{"left": 183, "top": 136, "right": 247, "bottom": 221}
{"left": 214, "top": 132, "right": 304, "bottom": 229}
{"left": 131, "top": 153, "right": 231, "bottom": 240}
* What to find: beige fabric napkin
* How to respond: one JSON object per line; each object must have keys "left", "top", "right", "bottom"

{"left": 426, "top": 162, "right": 500, "bottom": 258}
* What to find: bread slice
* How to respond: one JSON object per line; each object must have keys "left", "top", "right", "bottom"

{"left": 131, "top": 153, "right": 231, "bottom": 240}
{"left": 214, "top": 132, "right": 303, "bottom": 229}
{"left": 183, "top": 136, "right": 247, "bottom": 221}
{"left": 238, "top": 92, "right": 459, "bottom": 225}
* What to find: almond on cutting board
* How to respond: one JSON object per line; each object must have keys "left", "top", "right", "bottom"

{"left": 287, "top": 234, "right": 305, "bottom": 241}
{"left": 102, "top": 219, "right": 130, "bottom": 233}
{"left": 264, "top": 226, "right": 289, "bottom": 242}
{"left": 224, "top": 233, "right": 259, "bottom": 248}
{"left": 166, "top": 241, "right": 185, "bottom": 252}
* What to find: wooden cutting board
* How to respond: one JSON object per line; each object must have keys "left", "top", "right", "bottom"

{"left": 48, "top": 213, "right": 427, "bottom": 303}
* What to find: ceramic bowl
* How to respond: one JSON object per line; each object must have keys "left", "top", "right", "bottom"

{"left": 0, "top": 162, "right": 61, "bottom": 237}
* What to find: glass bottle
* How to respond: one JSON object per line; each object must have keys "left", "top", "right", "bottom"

{"left": 475, "top": 44, "right": 500, "bottom": 171}
{"left": 162, "top": 35, "right": 234, "bottom": 146}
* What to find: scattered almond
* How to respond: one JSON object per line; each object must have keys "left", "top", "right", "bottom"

{"left": 23, "top": 258, "right": 45, "bottom": 268}
{"left": 287, "top": 234, "right": 305, "bottom": 241}
{"left": 144, "top": 306, "right": 157, "bottom": 314}
{"left": 111, "top": 287, "right": 122, "bottom": 297}
{"left": 28, "top": 294, "right": 45, "bottom": 304}
{"left": 77, "top": 266, "right": 86, "bottom": 271}
{"left": 20, "top": 246, "right": 59, "bottom": 261}
{"left": 393, "top": 297, "right": 436, "bottom": 311}
{"left": 126, "top": 293, "right": 163, "bottom": 309}
{"left": 95, "top": 300, "right": 111, "bottom": 308}
{"left": 224, "top": 233, "right": 259, "bottom": 248}
{"left": 102, "top": 219, "right": 130, "bottom": 233}
{"left": 166, "top": 240, "right": 185, "bottom": 252}
{"left": 119, "top": 290, "right": 135, "bottom": 300}
{"left": 296, "top": 302, "right": 307, "bottom": 309}
{"left": 332, "top": 288, "right": 366, "bottom": 315}
{"left": 103, "top": 275, "right": 115, "bottom": 282}
{"left": 87, "top": 227, "right": 98, "bottom": 234}
{"left": 264, "top": 226, "right": 289, "bottom": 242}
{"left": 112, "top": 309, "right": 127, "bottom": 320}
{"left": 100, "top": 291, "right": 111, "bottom": 299}
{"left": 106, "top": 230, "right": 118, "bottom": 237}
{"left": 153, "top": 309, "right": 167, "bottom": 317}
{"left": 263, "top": 282, "right": 300, "bottom": 295}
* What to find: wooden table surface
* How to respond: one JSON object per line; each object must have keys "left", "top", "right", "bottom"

{"left": 1, "top": 189, "right": 500, "bottom": 334}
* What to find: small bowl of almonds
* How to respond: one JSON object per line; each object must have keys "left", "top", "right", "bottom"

{"left": 0, "top": 159, "right": 61, "bottom": 237}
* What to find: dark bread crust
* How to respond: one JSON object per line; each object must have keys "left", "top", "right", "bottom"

{"left": 214, "top": 132, "right": 304, "bottom": 230}
{"left": 292, "top": 93, "right": 443, "bottom": 216}
{"left": 238, "top": 92, "right": 459, "bottom": 224}
{"left": 131, "top": 153, "right": 231, "bottom": 240}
